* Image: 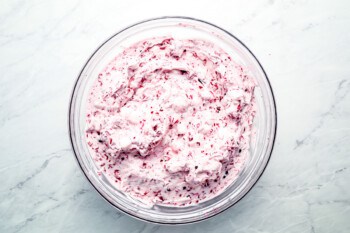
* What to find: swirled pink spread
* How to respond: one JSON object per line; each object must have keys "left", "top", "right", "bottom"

{"left": 85, "top": 37, "right": 256, "bottom": 206}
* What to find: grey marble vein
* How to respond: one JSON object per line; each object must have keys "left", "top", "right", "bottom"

{"left": 12, "top": 188, "right": 89, "bottom": 233}
{"left": 295, "top": 79, "right": 350, "bottom": 149}
{"left": 9, "top": 154, "right": 62, "bottom": 191}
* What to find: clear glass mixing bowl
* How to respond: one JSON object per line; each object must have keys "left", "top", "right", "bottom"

{"left": 69, "top": 16, "right": 277, "bottom": 224}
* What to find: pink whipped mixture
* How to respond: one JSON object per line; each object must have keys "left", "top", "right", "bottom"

{"left": 85, "top": 37, "right": 256, "bottom": 206}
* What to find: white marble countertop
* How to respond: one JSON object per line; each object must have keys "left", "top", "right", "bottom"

{"left": 1, "top": 0, "right": 349, "bottom": 232}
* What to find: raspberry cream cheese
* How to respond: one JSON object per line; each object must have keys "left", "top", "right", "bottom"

{"left": 85, "top": 37, "right": 256, "bottom": 206}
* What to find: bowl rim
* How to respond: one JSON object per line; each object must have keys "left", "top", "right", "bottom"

{"left": 68, "top": 15, "right": 277, "bottom": 225}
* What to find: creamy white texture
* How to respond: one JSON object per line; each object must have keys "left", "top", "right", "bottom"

{"left": 85, "top": 37, "right": 256, "bottom": 206}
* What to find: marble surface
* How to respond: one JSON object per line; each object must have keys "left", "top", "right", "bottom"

{"left": 1, "top": 0, "right": 350, "bottom": 232}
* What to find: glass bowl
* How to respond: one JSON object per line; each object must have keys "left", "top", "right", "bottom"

{"left": 68, "top": 16, "right": 277, "bottom": 224}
